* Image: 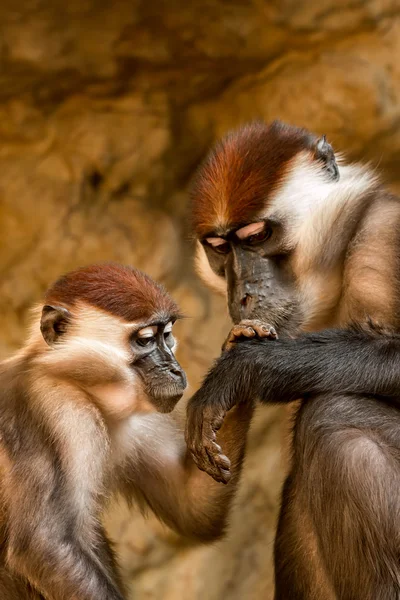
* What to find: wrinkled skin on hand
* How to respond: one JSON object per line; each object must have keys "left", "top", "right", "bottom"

{"left": 185, "top": 320, "right": 278, "bottom": 483}
{"left": 222, "top": 319, "right": 277, "bottom": 352}
{"left": 185, "top": 401, "right": 231, "bottom": 484}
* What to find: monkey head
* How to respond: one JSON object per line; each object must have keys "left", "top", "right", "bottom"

{"left": 37, "top": 264, "right": 187, "bottom": 416}
{"left": 191, "top": 120, "right": 375, "bottom": 332}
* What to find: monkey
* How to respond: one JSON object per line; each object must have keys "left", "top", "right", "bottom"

{"left": 0, "top": 263, "right": 253, "bottom": 600}
{"left": 185, "top": 120, "right": 400, "bottom": 599}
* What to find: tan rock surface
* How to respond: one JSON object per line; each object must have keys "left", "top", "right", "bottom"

{"left": 0, "top": 1, "right": 398, "bottom": 597}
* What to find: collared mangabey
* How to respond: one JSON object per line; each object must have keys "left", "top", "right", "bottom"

{"left": 0, "top": 263, "right": 252, "bottom": 600}
{"left": 185, "top": 120, "right": 400, "bottom": 599}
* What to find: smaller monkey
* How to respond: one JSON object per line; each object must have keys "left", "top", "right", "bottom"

{"left": 0, "top": 264, "right": 252, "bottom": 600}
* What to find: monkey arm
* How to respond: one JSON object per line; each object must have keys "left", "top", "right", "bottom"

{"left": 231, "top": 326, "right": 400, "bottom": 403}
{"left": 119, "top": 404, "right": 253, "bottom": 542}
{"left": 193, "top": 326, "right": 400, "bottom": 407}
{"left": 185, "top": 326, "right": 400, "bottom": 481}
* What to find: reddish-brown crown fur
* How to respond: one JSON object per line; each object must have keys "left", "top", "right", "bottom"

{"left": 190, "top": 120, "right": 317, "bottom": 238}
{"left": 44, "top": 263, "right": 179, "bottom": 323}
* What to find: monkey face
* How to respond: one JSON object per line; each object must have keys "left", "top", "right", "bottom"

{"left": 189, "top": 121, "right": 365, "bottom": 334}
{"left": 201, "top": 220, "right": 302, "bottom": 331}
{"left": 39, "top": 303, "right": 187, "bottom": 416}
{"left": 37, "top": 264, "right": 187, "bottom": 418}
{"left": 130, "top": 321, "right": 187, "bottom": 413}
{"left": 39, "top": 306, "right": 187, "bottom": 416}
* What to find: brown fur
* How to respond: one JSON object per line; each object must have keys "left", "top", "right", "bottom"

{"left": 191, "top": 121, "right": 317, "bottom": 237}
{"left": 45, "top": 263, "right": 179, "bottom": 324}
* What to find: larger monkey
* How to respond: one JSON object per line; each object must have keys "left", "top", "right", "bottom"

{"left": 185, "top": 121, "right": 400, "bottom": 599}
{"left": 0, "top": 263, "right": 251, "bottom": 600}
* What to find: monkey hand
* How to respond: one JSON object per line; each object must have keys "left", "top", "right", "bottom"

{"left": 185, "top": 395, "right": 232, "bottom": 484}
{"left": 222, "top": 319, "right": 278, "bottom": 352}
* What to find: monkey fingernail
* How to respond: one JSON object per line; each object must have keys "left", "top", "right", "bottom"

{"left": 220, "top": 469, "right": 231, "bottom": 484}
{"left": 217, "top": 455, "right": 231, "bottom": 470}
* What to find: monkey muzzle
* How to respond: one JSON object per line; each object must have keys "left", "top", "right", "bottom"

{"left": 226, "top": 248, "right": 300, "bottom": 331}
{"left": 135, "top": 350, "right": 187, "bottom": 413}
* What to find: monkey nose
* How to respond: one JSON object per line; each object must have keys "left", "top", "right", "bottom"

{"left": 238, "top": 292, "right": 256, "bottom": 321}
{"left": 170, "top": 367, "right": 183, "bottom": 378}
{"left": 241, "top": 293, "right": 252, "bottom": 307}
{"left": 169, "top": 367, "right": 187, "bottom": 387}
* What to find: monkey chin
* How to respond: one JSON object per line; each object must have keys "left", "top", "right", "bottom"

{"left": 147, "top": 386, "right": 186, "bottom": 414}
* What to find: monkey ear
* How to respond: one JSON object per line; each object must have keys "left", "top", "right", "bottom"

{"left": 40, "top": 305, "right": 71, "bottom": 347}
{"left": 314, "top": 135, "right": 340, "bottom": 182}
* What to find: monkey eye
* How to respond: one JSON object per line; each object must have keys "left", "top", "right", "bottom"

{"left": 213, "top": 242, "right": 230, "bottom": 254}
{"left": 236, "top": 221, "right": 272, "bottom": 246}
{"left": 136, "top": 325, "right": 157, "bottom": 348}
{"left": 246, "top": 227, "right": 272, "bottom": 245}
{"left": 137, "top": 336, "right": 155, "bottom": 347}
{"left": 204, "top": 237, "right": 231, "bottom": 255}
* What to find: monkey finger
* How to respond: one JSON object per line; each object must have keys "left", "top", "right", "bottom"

{"left": 260, "top": 325, "right": 278, "bottom": 339}
{"left": 192, "top": 455, "right": 223, "bottom": 483}
{"left": 204, "top": 442, "right": 231, "bottom": 478}
{"left": 202, "top": 437, "right": 221, "bottom": 459}
{"left": 213, "top": 452, "right": 231, "bottom": 473}
{"left": 211, "top": 414, "right": 225, "bottom": 433}
{"left": 222, "top": 324, "right": 260, "bottom": 351}
{"left": 189, "top": 446, "right": 212, "bottom": 473}
{"left": 204, "top": 468, "right": 228, "bottom": 485}
{"left": 219, "top": 468, "right": 232, "bottom": 484}
{"left": 240, "top": 319, "right": 278, "bottom": 340}
{"left": 209, "top": 468, "right": 231, "bottom": 485}
{"left": 203, "top": 439, "right": 230, "bottom": 469}
{"left": 204, "top": 449, "right": 232, "bottom": 484}
{"left": 241, "top": 327, "right": 257, "bottom": 338}
{"left": 197, "top": 448, "right": 223, "bottom": 480}
{"left": 204, "top": 449, "right": 230, "bottom": 482}
{"left": 222, "top": 326, "right": 246, "bottom": 351}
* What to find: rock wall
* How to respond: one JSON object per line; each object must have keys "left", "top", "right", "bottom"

{"left": 1, "top": 1, "right": 400, "bottom": 597}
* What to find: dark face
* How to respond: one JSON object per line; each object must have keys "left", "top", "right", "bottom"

{"left": 202, "top": 219, "right": 302, "bottom": 333}
{"left": 130, "top": 320, "right": 187, "bottom": 413}
{"left": 192, "top": 121, "right": 341, "bottom": 335}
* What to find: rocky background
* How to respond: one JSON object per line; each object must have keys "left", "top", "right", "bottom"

{"left": 1, "top": 1, "right": 400, "bottom": 597}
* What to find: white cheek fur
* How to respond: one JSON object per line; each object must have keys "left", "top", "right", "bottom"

{"left": 267, "top": 154, "right": 377, "bottom": 248}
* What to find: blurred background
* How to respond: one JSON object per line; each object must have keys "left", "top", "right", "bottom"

{"left": 1, "top": 1, "right": 400, "bottom": 597}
